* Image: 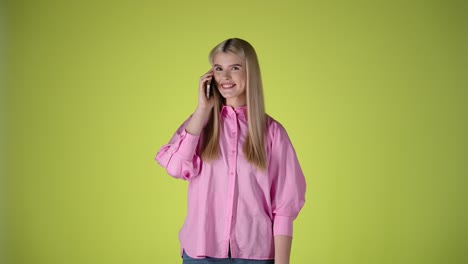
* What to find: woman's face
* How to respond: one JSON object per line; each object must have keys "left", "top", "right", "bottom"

{"left": 212, "top": 52, "right": 247, "bottom": 107}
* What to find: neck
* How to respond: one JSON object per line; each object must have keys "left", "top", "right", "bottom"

{"left": 225, "top": 98, "right": 246, "bottom": 107}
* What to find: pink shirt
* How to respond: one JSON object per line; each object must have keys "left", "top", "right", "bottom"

{"left": 155, "top": 105, "right": 306, "bottom": 260}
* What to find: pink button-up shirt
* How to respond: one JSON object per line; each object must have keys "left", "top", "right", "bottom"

{"left": 155, "top": 105, "right": 306, "bottom": 260}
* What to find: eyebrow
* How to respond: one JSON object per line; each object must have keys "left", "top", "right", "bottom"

{"left": 213, "top": 64, "right": 243, "bottom": 68}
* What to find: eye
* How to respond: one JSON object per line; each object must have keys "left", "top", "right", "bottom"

{"left": 232, "top": 66, "right": 240, "bottom": 70}
{"left": 214, "top": 66, "right": 222, "bottom": 71}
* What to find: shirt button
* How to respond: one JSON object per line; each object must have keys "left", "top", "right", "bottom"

{"left": 230, "top": 172, "right": 235, "bottom": 176}
{"left": 232, "top": 132, "right": 236, "bottom": 136}
{"left": 232, "top": 150, "right": 236, "bottom": 154}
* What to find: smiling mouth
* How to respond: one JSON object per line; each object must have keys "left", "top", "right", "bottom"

{"left": 221, "top": 84, "right": 236, "bottom": 89}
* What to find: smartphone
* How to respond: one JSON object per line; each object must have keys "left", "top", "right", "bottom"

{"left": 206, "top": 78, "right": 215, "bottom": 99}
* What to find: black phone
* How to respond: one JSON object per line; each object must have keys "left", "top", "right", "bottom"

{"left": 206, "top": 78, "right": 215, "bottom": 99}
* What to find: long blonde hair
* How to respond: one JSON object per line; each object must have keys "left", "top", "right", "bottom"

{"left": 201, "top": 38, "right": 267, "bottom": 170}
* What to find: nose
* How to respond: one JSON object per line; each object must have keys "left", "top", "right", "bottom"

{"left": 221, "top": 71, "right": 231, "bottom": 80}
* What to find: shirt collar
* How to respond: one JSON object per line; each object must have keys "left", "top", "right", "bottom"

{"left": 221, "top": 104, "right": 248, "bottom": 120}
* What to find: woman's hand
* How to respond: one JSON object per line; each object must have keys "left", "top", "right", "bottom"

{"left": 184, "top": 69, "right": 215, "bottom": 136}
{"left": 274, "top": 235, "right": 292, "bottom": 264}
{"left": 198, "top": 69, "right": 215, "bottom": 111}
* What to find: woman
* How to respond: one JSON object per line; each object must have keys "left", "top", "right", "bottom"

{"left": 155, "top": 38, "right": 306, "bottom": 264}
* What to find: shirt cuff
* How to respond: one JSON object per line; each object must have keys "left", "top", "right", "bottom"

{"left": 273, "top": 215, "right": 294, "bottom": 237}
{"left": 175, "top": 130, "right": 200, "bottom": 160}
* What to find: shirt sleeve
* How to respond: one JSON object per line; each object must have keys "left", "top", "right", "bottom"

{"left": 154, "top": 115, "right": 202, "bottom": 180}
{"left": 268, "top": 122, "right": 306, "bottom": 237}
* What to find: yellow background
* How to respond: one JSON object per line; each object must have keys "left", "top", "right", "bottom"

{"left": 2, "top": 0, "right": 467, "bottom": 263}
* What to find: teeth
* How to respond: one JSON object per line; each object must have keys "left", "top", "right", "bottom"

{"left": 222, "top": 84, "right": 235, "bottom": 88}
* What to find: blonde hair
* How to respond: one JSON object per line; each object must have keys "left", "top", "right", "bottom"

{"left": 201, "top": 38, "right": 267, "bottom": 170}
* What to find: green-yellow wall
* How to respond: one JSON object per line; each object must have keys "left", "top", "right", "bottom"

{"left": 3, "top": 0, "right": 467, "bottom": 263}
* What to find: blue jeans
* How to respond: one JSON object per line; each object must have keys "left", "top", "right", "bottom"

{"left": 182, "top": 250, "right": 275, "bottom": 264}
